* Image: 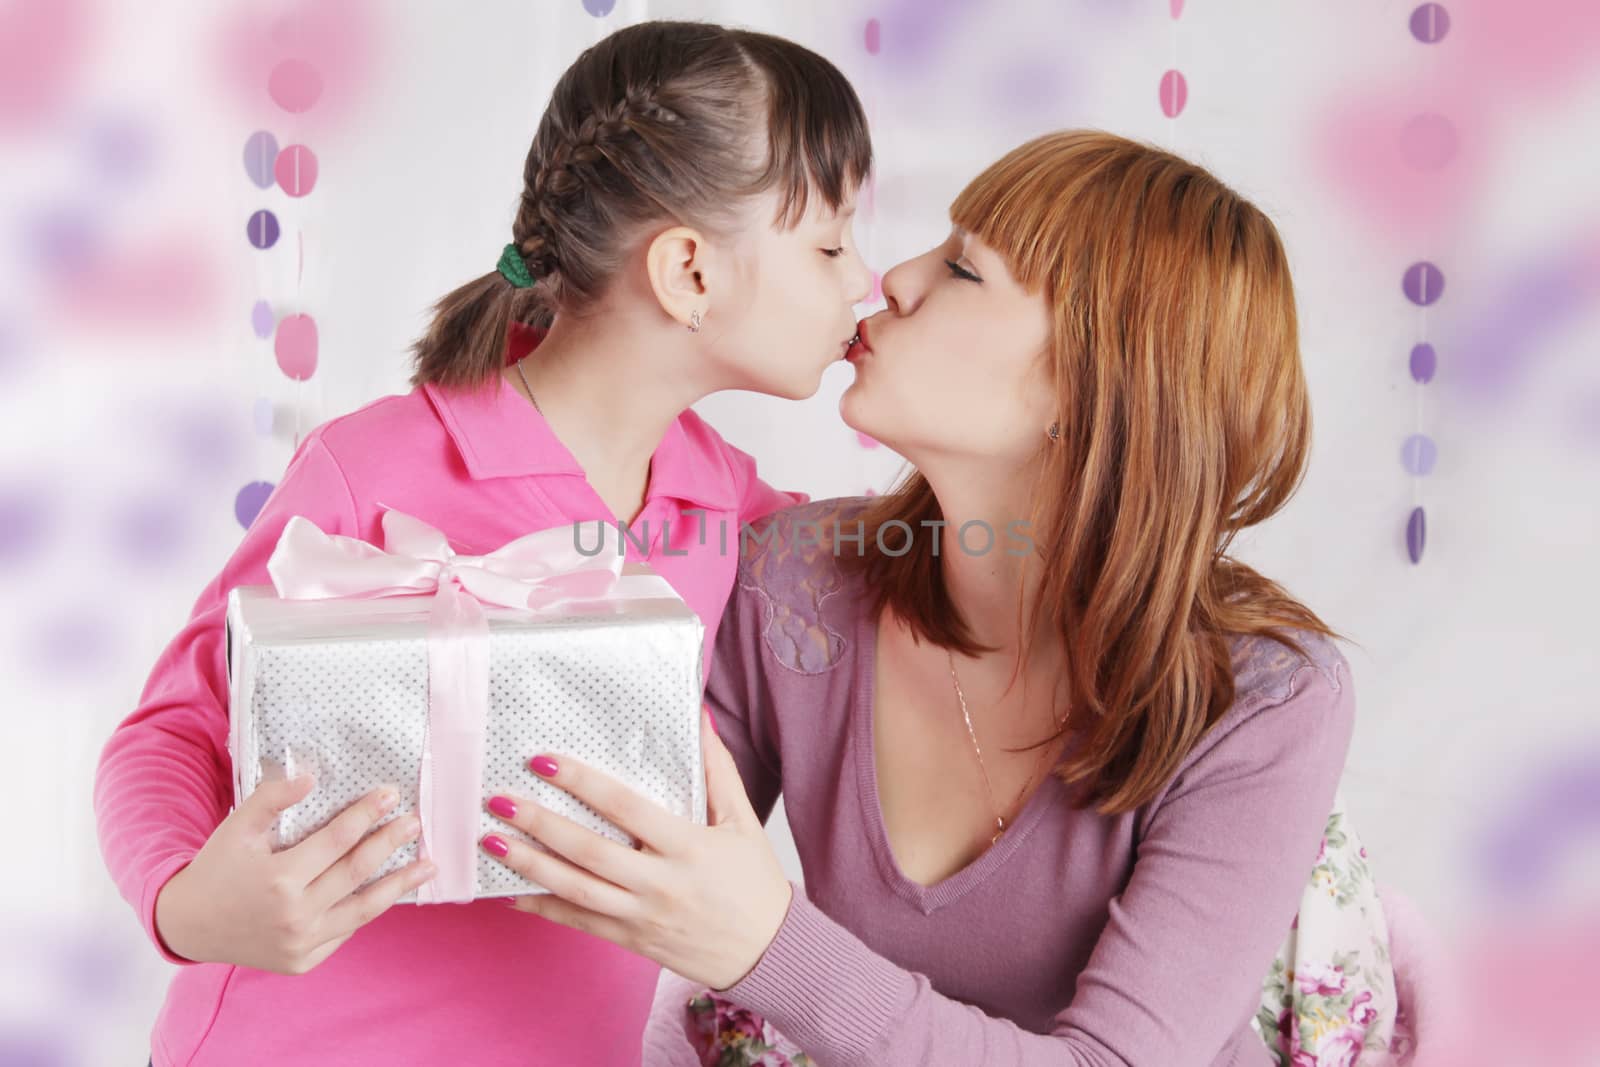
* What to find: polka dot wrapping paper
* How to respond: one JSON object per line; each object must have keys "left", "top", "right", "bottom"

{"left": 224, "top": 582, "right": 707, "bottom": 903}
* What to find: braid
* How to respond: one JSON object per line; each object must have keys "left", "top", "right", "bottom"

{"left": 512, "top": 87, "right": 682, "bottom": 290}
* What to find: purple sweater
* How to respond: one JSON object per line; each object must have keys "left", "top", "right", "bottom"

{"left": 690, "top": 499, "right": 1355, "bottom": 1067}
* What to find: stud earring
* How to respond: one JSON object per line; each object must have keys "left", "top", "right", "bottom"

{"left": 687, "top": 309, "right": 703, "bottom": 333}
{"left": 1047, "top": 422, "right": 1061, "bottom": 441}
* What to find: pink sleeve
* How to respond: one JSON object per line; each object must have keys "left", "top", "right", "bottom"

{"left": 718, "top": 662, "right": 1356, "bottom": 1066}
{"left": 724, "top": 441, "right": 807, "bottom": 525}
{"left": 92, "top": 434, "right": 361, "bottom": 965}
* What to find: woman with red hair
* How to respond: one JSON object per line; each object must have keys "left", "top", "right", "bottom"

{"left": 483, "top": 130, "right": 1434, "bottom": 1066}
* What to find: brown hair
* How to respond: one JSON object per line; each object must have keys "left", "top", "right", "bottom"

{"left": 411, "top": 21, "right": 872, "bottom": 389}
{"left": 847, "top": 130, "right": 1340, "bottom": 815}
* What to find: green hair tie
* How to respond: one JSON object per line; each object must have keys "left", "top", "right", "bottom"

{"left": 496, "top": 242, "right": 535, "bottom": 289}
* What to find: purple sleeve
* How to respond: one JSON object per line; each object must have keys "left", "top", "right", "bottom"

{"left": 718, "top": 658, "right": 1356, "bottom": 1066}
{"left": 703, "top": 544, "right": 784, "bottom": 826}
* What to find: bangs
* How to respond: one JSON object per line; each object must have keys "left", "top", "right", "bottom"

{"left": 949, "top": 131, "right": 1122, "bottom": 292}
{"left": 733, "top": 30, "right": 874, "bottom": 227}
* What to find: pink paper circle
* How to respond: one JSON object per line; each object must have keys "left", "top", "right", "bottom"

{"left": 856, "top": 431, "right": 880, "bottom": 449}
{"left": 268, "top": 58, "right": 323, "bottom": 114}
{"left": 274, "top": 313, "right": 318, "bottom": 380}
{"left": 1160, "top": 70, "right": 1188, "bottom": 118}
{"left": 274, "top": 144, "right": 319, "bottom": 197}
{"left": 1170, "top": 0, "right": 1185, "bottom": 17}
{"left": 865, "top": 18, "right": 881, "bottom": 55}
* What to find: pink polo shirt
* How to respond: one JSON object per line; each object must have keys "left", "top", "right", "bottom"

{"left": 94, "top": 336, "right": 803, "bottom": 1066}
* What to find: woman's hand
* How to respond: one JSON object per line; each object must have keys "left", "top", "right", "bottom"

{"left": 484, "top": 707, "right": 793, "bottom": 991}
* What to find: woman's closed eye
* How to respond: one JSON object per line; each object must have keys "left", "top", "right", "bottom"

{"left": 822, "top": 246, "right": 847, "bottom": 258}
{"left": 945, "top": 258, "right": 982, "bottom": 282}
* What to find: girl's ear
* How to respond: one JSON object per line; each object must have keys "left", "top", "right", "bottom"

{"left": 645, "top": 225, "right": 711, "bottom": 330}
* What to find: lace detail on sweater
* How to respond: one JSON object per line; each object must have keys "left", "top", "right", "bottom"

{"left": 735, "top": 498, "right": 870, "bottom": 675}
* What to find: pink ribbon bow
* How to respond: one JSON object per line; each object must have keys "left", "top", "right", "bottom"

{"left": 266, "top": 509, "right": 627, "bottom": 903}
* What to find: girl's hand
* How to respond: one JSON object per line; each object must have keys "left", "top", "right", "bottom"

{"left": 485, "top": 707, "right": 792, "bottom": 991}
{"left": 154, "top": 775, "right": 438, "bottom": 974}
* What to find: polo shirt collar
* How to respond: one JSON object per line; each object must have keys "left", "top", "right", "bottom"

{"left": 422, "top": 377, "right": 737, "bottom": 512}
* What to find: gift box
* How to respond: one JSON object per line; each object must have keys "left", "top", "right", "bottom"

{"left": 224, "top": 510, "right": 707, "bottom": 904}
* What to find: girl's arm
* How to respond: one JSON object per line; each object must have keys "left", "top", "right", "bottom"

{"left": 715, "top": 659, "right": 1356, "bottom": 1067}
{"left": 93, "top": 433, "right": 361, "bottom": 963}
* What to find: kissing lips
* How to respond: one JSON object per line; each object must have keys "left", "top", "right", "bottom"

{"left": 845, "top": 318, "right": 873, "bottom": 363}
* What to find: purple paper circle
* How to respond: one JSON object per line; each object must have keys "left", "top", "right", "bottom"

{"left": 1401, "top": 433, "right": 1438, "bottom": 476}
{"left": 1406, "top": 506, "right": 1427, "bottom": 564}
{"left": 1400, "top": 112, "right": 1458, "bottom": 171}
{"left": 582, "top": 0, "right": 616, "bottom": 14}
{"left": 1409, "top": 342, "right": 1437, "bottom": 383}
{"left": 251, "top": 300, "right": 274, "bottom": 338}
{"left": 247, "top": 209, "right": 280, "bottom": 250}
{"left": 244, "top": 130, "right": 279, "bottom": 189}
{"left": 235, "top": 481, "right": 275, "bottom": 529}
{"left": 1402, "top": 261, "right": 1444, "bottom": 306}
{"left": 1409, "top": 3, "right": 1450, "bottom": 43}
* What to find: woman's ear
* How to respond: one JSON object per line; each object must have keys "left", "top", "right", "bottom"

{"left": 645, "top": 225, "right": 710, "bottom": 330}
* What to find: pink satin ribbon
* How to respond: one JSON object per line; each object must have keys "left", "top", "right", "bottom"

{"left": 266, "top": 510, "right": 625, "bottom": 903}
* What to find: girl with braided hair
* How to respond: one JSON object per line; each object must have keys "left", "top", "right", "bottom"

{"left": 95, "top": 21, "right": 871, "bottom": 1067}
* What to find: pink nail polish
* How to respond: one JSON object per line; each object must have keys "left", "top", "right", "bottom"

{"left": 529, "top": 756, "right": 559, "bottom": 778}
{"left": 487, "top": 795, "right": 517, "bottom": 819}
{"left": 481, "top": 834, "right": 510, "bottom": 857}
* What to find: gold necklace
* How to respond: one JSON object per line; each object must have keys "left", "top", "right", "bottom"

{"left": 513, "top": 357, "right": 542, "bottom": 414}
{"left": 947, "top": 650, "right": 1064, "bottom": 846}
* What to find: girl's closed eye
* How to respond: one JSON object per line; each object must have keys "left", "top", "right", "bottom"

{"left": 945, "top": 258, "right": 982, "bottom": 282}
{"left": 822, "top": 245, "right": 847, "bottom": 258}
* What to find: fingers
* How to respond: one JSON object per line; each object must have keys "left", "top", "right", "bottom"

{"left": 237, "top": 772, "right": 317, "bottom": 838}
{"left": 491, "top": 834, "right": 638, "bottom": 925}
{"left": 321, "top": 853, "right": 440, "bottom": 943}
{"left": 511, "top": 892, "right": 631, "bottom": 948}
{"left": 487, "top": 793, "right": 650, "bottom": 891}
{"left": 305, "top": 809, "right": 426, "bottom": 911}
{"left": 527, "top": 756, "right": 686, "bottom": 853}
{"left": 280, "top": 784, "right": 401, "bottom": 886}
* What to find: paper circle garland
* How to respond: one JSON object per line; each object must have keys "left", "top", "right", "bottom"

{"left": 244, "top": 130, "right": 278, "bottom": 189}
{"left": 1402, "top": 261, "right": 1444, "bottom": 306}
{"left": 1409, "top": 342, "right": 1437, "bottom": 383}
{"left": 1160, "top": 70, "right": 1188, "bottom": 119}
{"left": 247, "top": 209, "right": 280, "bottom": 249}
{"left": 235, "top": 481, "right": 275, "bottom": 529}
{"left": 268, "top": 58, "right": 323, "bottom": 114}
{"left": 274, "top": 144, "right": 318, "bottom": 197}
{"left": 274, "top": 313, "right": 318, "bottom": 380}
{"left": 1409, "top": 3, "right": 1450, "bottom": 44}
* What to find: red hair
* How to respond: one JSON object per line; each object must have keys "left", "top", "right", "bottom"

{"left": 846, "top": 130, "right": 1339, "bottom": 815}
